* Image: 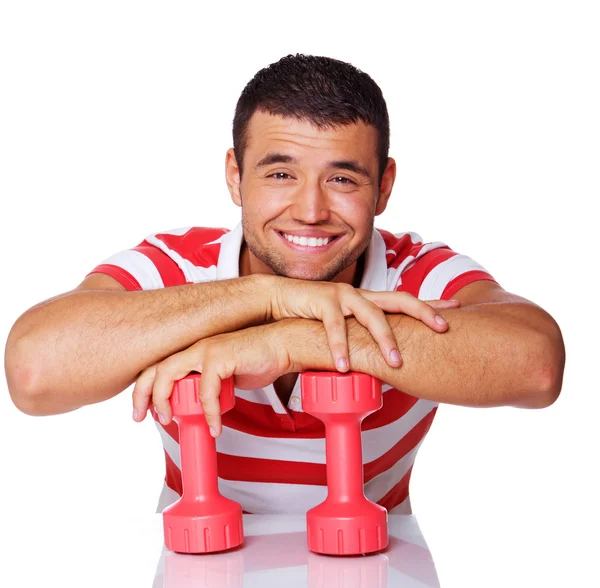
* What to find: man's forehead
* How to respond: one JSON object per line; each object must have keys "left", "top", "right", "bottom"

{"left": 245, "top": 111, "right": 377, "bottom": 160}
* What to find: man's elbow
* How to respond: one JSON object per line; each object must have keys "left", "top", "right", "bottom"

{"left": 519, "top": 325, "right": 566, "bottom": 409}
{"left": 5, "top": 332, "right": 61, "bottom": 417}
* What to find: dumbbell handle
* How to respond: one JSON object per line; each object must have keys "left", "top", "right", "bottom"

{"left": 177, "top": 413, "right": 219, "bottom": 502}
{"left": 325, "top": 419, "right": 365, "bottom": 503}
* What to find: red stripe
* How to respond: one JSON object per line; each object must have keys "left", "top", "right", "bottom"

{"left": 155, "top": 227, "right": 227, "bottom": 267}
{"left": 86, "top": 264, "right": 142, "bottom": 291}
{"left": 398, "top": 248, "right": 457, "bottom": 296}
{"left": 441, "top": 270, "right": 498, "bottom": 300}
{"left": 217, "top": 452, "right": 327, "bottom": 486}
{"left": 132, "top": 241, "right": 187, "bottom": 287}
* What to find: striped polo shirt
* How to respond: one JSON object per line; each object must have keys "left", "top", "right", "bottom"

{"left": 87, "top": 221, "right": 497, "bottom": 515}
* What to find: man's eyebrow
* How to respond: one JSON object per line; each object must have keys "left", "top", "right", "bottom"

{"left": 254, "top": 153, "right": 299, "bottom": 168}
{"left": 327, "top": 160, "right": 372, "bottom": 179}
{"left": 254, "top": 152, "right": 372, "bottom": 179}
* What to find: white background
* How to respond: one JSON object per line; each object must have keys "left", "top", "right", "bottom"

{"left": 1, "top": 1, "right": 598, "bottom": 586}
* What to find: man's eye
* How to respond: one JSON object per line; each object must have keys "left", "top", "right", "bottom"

{"left": 269, "top": 173, "right": 292, "bottom": 180}
{"left": 331, "top": 176, "right": 356, "bottom": 185}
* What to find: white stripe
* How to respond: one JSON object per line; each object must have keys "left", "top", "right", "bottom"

{"left": 144, "top": 230, "right": 222, "bottom": 283}
{"left": 419, "top": 254, "right": 490, "bottom": 300}
{"left": 386, "top": 242, "right": 449, "bottom": 292}
{"left": 155, "top": 420, "right": 181, "bottom": 469}
{"left": 99, "top": 249, "right": 165, "bottom": 290}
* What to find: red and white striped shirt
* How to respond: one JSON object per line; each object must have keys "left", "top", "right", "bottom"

{"left": 87, "top": 222, "right": 497, "bottom": 515}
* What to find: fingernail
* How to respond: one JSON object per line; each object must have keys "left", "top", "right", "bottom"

{"left": 390, "top": 349, "right": 401, "bottom": 364}
{"left": 158, "top": 412, "right": 167, "bottom": 425}
{"left": 435, "top": 315, "right": 447, "bottom": 325}
{"left": 336, "top": 358, "right": 348, "bottom": 371}
{"left": 209, "top": 426, "right": 217, "bottom": 437}
{"left": 133, "top": 408, "right": 140, "bottom": 421}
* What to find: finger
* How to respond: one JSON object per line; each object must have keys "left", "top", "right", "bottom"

{"left": 361, "top": 291, "right": 451, "bottom": 333}
{"left": 346, "top": 294, "right": 403, "bottom": 368}
{"left": 199, "top": 367, "right": 223, "bottom": 438}
{"left": 321, "top": 303, "right": 350, "bottom": 372}
{"left": 132, "top": 365, "right": 157, "bottom": 422}
{"left": 424, "top": 299, "right": 461, "bottom": 309}
{"left": 359, "top": 290, "right": 460, "bottom": 309}
{"left": 152, "top": 358, "right": 200, "bottom": 425}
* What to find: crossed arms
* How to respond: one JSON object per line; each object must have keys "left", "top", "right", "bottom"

{"left": 4, "top": 272, "right": 565, "bottom": 429}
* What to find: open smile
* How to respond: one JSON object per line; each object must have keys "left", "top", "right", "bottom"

{"left": 275, "top": 230, "right": 342, "bottom": 253}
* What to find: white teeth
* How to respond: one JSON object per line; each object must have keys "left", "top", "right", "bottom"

{"left": 282, "top": 232, "right": 332, "bottom": 247}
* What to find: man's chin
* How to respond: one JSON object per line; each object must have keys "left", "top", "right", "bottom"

{"left": 272, "top": 264, "right": 339, "bottom": 282}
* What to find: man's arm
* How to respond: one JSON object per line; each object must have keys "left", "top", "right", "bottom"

{"left": 280, "top": 281, "right": 565, "bottom": 409}
{"left": 4, "top": 272, "right": 271, "bottom": 416}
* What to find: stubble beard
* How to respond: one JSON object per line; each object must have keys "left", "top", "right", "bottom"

{"left": 241, "top": 212, "right": 372, "bottom": 282}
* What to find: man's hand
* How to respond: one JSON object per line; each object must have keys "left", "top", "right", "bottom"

{"left": 131, "top": 323, "right": 291, "bottom": 437}
{"left": 270, "top": 277, "right": 460, "bottom": 371}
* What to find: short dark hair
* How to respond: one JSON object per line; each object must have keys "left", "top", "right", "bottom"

{"left": 232, "top": 53, "right": 390, "bottom": 186}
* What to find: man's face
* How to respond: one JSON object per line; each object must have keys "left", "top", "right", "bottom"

{"left": 226, "top": 111, "right": 395, "bottom": 283}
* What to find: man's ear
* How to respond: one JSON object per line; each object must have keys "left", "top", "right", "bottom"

{"left": 375, "top": 157, "right": 396, "bottom": 216}
{"left": 225, "top": 148, "right": 242, "bottom": 207}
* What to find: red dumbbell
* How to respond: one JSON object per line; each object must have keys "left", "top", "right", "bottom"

{"left": 161, "top": 373, "right": 244, "bottom": 554}
{"left": 301, "top": 371, "right": 389, "bottom": 555}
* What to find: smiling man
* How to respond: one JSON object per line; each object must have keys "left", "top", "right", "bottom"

{"left": 5, "top": 54, "right": 566, "bottom": 516}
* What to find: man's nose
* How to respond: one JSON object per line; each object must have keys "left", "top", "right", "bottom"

{"left": 290, "top": 184, "right": 331, "bottom": 224}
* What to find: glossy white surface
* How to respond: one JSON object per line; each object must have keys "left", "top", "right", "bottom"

{"left": 153, "top": 514, "right": 438, "bottom": 587}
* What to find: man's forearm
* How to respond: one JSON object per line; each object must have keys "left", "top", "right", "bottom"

{"left": 5, "top": 274, "right": 272, "bottom": 415}
{"left": 279, "top": 303, "right": 564, "bottom": 409}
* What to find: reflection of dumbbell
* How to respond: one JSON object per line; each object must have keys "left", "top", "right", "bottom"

{"left": 301, "top": 371, "right": 389, "bottom": 555}
{"left": 162, "top": 373, "right": 244, "bottom": 554}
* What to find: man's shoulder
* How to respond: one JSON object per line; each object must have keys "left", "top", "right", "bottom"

{"left": 141, "top": 226, "right": 230, "bottom": 266}
{"left": 376, "top": 227, "right": 449, "bottom": 270}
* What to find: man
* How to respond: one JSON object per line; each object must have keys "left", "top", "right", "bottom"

{"left": 5, "top": 54, "right": 565, "bottom": 515}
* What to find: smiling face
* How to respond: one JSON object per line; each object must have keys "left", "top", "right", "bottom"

{"left": 225, "top": 110, "right": 396, "bottom": 284}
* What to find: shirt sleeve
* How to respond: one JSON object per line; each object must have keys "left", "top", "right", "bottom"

{"left": 85, "top": 239, "right": 187, "bottom": 292}
{"left": 396, "top": 244, "right": 499, "bottom": 301}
